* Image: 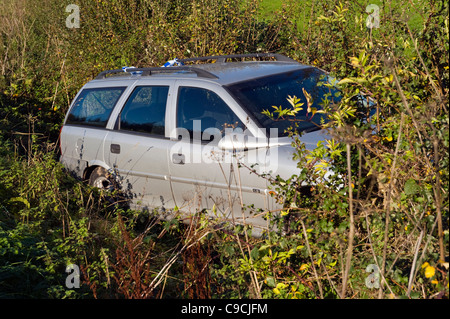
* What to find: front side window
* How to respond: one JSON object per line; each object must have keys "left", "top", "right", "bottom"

{"left": 66, "top": 87, "right": 126, "bottom": 127}
{"left": 176, "top": 87, "right": 244, "bottom": 141}
{"left": 119, "top": 86, "right": 169, "bottom": 136}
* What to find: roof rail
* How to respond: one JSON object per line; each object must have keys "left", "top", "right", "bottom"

{"left": 95, "top": 66, "right": 218, "bottom": 80}
{"left": 179, "top": 53, "right": 296, "bottom": 64}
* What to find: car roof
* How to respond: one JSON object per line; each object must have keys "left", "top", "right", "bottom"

{"left": 90, "top": 54, "right": 313, "bottom": 86}
{"left": 192, "top": 61, "right": 310, "bottom": 85}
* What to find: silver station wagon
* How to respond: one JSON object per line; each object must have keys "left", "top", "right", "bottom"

{"left": 60, "top": 53, "right": 338, "bottom": 235}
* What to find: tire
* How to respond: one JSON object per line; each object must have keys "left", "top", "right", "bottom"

{"left": 88, "top": 167, "right": 111, "bottom": 190}
{"left": 88, "top": 167, "right": 130, "bottom": 210}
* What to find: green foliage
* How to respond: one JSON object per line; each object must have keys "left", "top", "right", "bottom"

{"left": 0, "top": 149, "right": 95, "bottom": 298}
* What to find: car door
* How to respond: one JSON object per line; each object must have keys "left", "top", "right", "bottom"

{"left": 104, "top": 81, "right": 176, "bottom": 212}
{"left": 61, "top": 85, "right": 129, "bottom": 178}
{"left": 166, "top": 81, "right": 272, "bottom": 231}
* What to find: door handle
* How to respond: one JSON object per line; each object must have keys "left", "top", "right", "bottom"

{"left": 110, "top": 143, "right": 121, "bottom": 154}
{"left": 172, "top": 153, "right": 185, "bottom": 165}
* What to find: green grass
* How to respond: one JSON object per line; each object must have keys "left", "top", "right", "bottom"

{"left": 259, "top": 0, "right": 283, "bottom": 19}
{"left": 258, "top": 0, "right": 426, "bottom": 32}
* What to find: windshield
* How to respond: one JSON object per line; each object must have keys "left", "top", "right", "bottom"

{"left": 226, "top": 67, "right": 341, "bottom": 137}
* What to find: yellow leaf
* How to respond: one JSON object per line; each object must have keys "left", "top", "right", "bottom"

{"left": 349, "top": 56, "right": 359, "bottom": 67}
{"left": 316, "top": 258, "right": 322, "bottom": 267}
{"left": 328, "top": 260, "right": 337, "bottom": 267}
{"left": 276, "top": 283, "right": 287, "bottom": 289}
{"left": 421, "top": 262, "right": 430, "bottom": 269}
{"left": 424, "top": 265, "right": 435, "bottom": 278}
{"left": 337, "top": 77, "right": 357, "bottom": 85}
{"left": 300, "top": 264, "right": 309, "bottom": 271}
{"left": 431, "top": 279, "right": 439, "bottom": 285}
{"left": 273, "top": 288, "right": 280, "bottom": 295}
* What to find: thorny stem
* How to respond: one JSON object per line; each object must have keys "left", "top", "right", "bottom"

{"left": 235, "top": 157, "right": 262, "bottom": 299}
{"left": 300, "top": 220, "right": 324, "bottom": 298}
{"left": 364, "top": 210, "right": 395, "bottom": 296}
{"left": 378, "top": 64, "right": 406, "bottom": 298}
{"left": 407, "top": 229, "right": 424, "bottom": 297}
{"left": 341, "top": 143, "right": 355, "bottom": 299}
{"left": 433, "top": 138, "right": 445, "bottom": 263}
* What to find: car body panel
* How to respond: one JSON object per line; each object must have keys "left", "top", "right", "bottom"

{"left": 60, "top": 125, "right": 109, "bottom": 179}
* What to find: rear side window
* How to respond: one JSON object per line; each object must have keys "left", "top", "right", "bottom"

{"left": 118, "top": 86, "right": 169, "bottom": 136}
{"left": 66, "top": 87, "right": 126, "bottom": 127}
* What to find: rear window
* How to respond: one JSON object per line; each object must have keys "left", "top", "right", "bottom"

{"left": 66, "top": 87, "right": 126, "bottom": 127}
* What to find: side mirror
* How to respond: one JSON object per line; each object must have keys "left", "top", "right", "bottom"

{"left": 218, "top": 133, "right": 268, "bottom": 151}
